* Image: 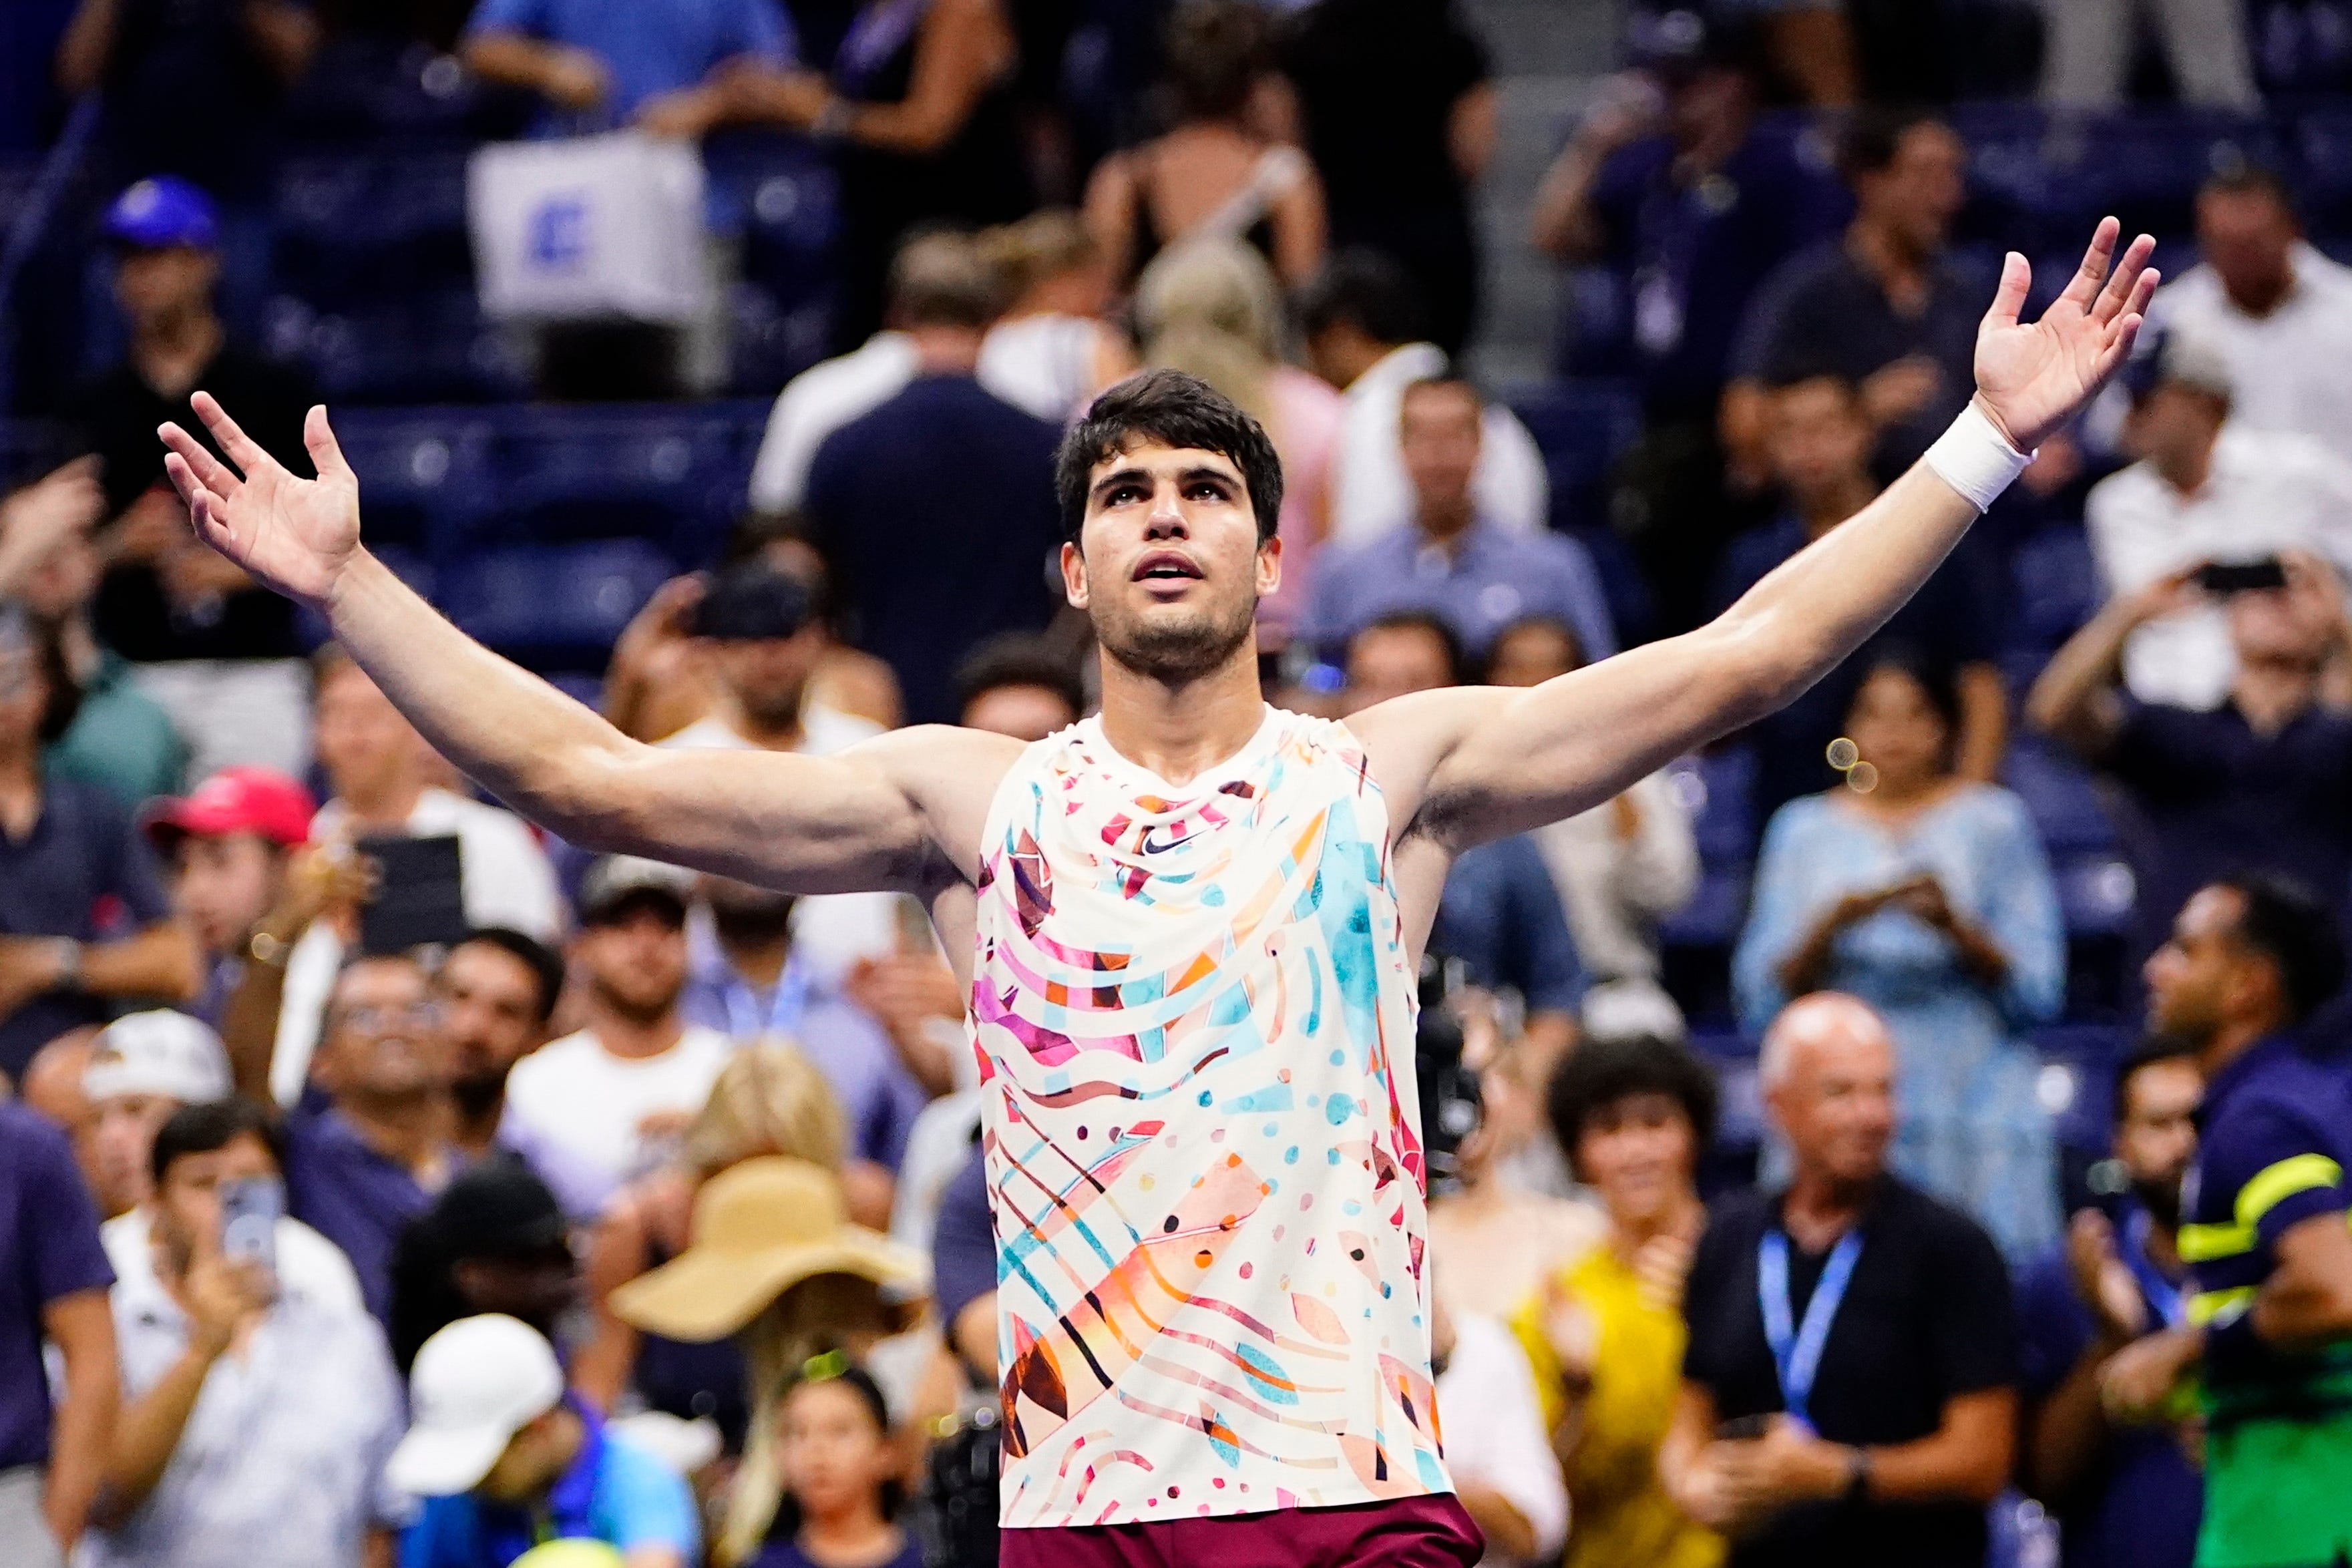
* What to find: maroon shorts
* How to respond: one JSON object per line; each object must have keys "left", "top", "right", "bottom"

{"left": 997, "top": 1495, "right": 1486, "bottom": 1568}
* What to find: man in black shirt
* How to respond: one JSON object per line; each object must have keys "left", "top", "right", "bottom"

{"left": 1661, "top": 991, "right": 2017, "bottom": 1568}
{"left": 65, "top": 178, "right": 315, "bottom": 778}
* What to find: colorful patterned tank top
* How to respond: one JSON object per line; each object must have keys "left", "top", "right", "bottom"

{"left": 970, "top": 705, "right": 1450, "bottom": 1528}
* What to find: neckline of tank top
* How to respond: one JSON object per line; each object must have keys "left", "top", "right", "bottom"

{"left": 1068, "top": 703, "right": 1286, "bottom": 799}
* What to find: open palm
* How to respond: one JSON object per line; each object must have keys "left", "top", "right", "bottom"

{"left": 1974, "top": 218, "right": 2159, "bottom": 453}
{"left": 158, "top": 391, "right": 362, "bottom": 610}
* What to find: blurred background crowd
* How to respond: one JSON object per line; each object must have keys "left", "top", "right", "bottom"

{"left": 6, "top": 0, "right": 2352, "bottom": 1565}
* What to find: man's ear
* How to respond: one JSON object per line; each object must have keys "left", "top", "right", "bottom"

{"left": 1060, "top": 540, "right": 1089, "bottom": 608}
{"left": 1255, "top": 532, "right": 1283, "bottom": 599}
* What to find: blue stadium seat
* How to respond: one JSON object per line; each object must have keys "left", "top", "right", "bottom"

{"left": 274, "top": 153, "right": 473, "bottom": 311}
{"left": 438, "top": 540, "right": 673, "bottom": 672}
{"left": 2010, "top": 526, "right": 2100, "bottom": 654}
{"left": 1668, "top": 747, "right": 1760, "bottom": 865}
{"left": 1658, "top": 864, "right": 1754, "bottom": 950}
{"left": 276, "top": 289, "right": 530, "bottom": 406}
{"left": 1956, "top": 106, "right": 2281, "bottom": 256}
{"left": 1503, "top": 378, "right": 1643, "bottom": 535}
{"left": 329, "top": 413, "right": 496, "bottom": 552}
{"left": 2055, "top": 854, "right": 2138, "bottom": 938}
{"left": 2294, "top": 108, "right": 2352, "bottom": 233}
{"left": 461, "top": 405, "right": 766, "bottom": 564}
{"left": 2034, "top": 1022, "right": 2135, "bottom": 1153}
{"left": 2002, "top": 735, "right": 2120, "bottom": 855}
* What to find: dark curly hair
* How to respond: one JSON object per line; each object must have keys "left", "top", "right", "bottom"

{"left": 1547, "top": 1034, "right": 1719, "bottom": 1180}
{"left": 1054, "top": 369, "right": 1284, "bottom": 547}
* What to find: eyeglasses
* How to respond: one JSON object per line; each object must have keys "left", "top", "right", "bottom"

{"left": 333, "top": 1001, "right": 445, "bottom": 1032}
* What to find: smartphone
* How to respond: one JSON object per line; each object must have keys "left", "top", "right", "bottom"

{"left": 356, "top": 834, "right": 469, "bottom": 954}
{"left": 219, "top": 1175, "right": 282, "bottom": 1275}
{"left": 2196, "top": 558, "right": 2287, "bottom": 596}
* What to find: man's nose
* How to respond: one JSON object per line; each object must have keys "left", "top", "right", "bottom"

{"left": 1145, "top": 485, "right": 1188, "bottom": 537}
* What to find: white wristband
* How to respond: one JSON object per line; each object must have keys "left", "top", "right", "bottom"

{"left": 1923, "top": 401, "right": 2034, "bottom": 513}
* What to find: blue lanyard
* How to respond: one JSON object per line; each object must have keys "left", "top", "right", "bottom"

{"left": 721, "top": 957, "right": 811, "bottom": 1043}
{"left": 2121, "top": 1205, "right": 2187, "bottom": 1331}
{"left": 1758, "top": 1228, "right": 1864, "bottom": 1430}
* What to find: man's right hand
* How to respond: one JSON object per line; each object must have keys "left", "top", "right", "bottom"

{"left": 2066, "top": 1208, "right": 2149, "bottom": 1342}
{"left": 160, "top": 394, "right": 361, "bottom": 612}
{"left": 180, "top": 1245, "right": 272, "bottom": 1358}
{"left": 2122, "top": 564, "right": 2206, "bottom": 630}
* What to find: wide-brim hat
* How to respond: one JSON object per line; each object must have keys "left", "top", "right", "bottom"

{"left": 608, "top": 1156, "right": 928, "bottom": 1342}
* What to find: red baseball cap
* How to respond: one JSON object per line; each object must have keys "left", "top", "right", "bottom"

{"left": 143, "top": 767, "right": 316, "bottom": 851}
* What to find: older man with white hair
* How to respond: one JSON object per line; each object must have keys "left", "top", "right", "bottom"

{"left": 1659, "top": 994, "right": 2020, "bottom": 1568}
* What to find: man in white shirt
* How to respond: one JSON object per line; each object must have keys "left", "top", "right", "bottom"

{"left": 1302, "top": 250, "right": 1550, "bottom": 544}
{"left": 83, "top": 1098, "right": 407, "bottom": 1568}
{"left": 2086, "top": 328, "right": 2352, "bottom": 710}
{"left": 503, "top": 857, "right": 733, "bottom": 1187}
{"left": 658, "top": 561, "right": 892, "bottom": 978}
{"left": 2151, "top": 166, "right": 2352, "bottom": 457}
{"left": 266, "top": 647, "right": 566, "bottom": 1103}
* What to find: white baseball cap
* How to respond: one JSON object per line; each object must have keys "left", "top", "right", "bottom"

{"left": 387, "top": 1315, "right": 566, "bottom": 1497}
{"left": 83, "top": 1011, "right": 231, "bottom": 1105}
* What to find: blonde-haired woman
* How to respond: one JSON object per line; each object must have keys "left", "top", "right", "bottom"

{"left": 1133, "top": 237, "right": 1341, "bottom": 646}
{"left": 572, "top": 1046, "right": 904, "bottom": 1483}
{"left": 977, "top": 211, "right": 1136, "bottom": 422}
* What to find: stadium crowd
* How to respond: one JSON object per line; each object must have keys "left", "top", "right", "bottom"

{"left": 5, "top": 0, "right": 2352, "bottom": 1566}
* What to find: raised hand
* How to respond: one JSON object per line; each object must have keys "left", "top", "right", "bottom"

{"left": 1975, "top": 218, "right": 2158, "bottom": 452}
{"left": 158, "top": 392, "right": 361, "bottom": 612}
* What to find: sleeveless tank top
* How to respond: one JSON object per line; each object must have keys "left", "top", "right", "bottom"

{"left": 969, "top": 706, "right": 1450, "bottom": 1527}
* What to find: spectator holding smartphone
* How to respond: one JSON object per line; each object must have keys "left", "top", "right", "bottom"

{"left": 2084, "top": 328, "right": 2352, "bottom": 711}
{"left": 83, "top": 1097, "right": 409, "bottom": 1568}
{"left": 2028, "top": 549, "right": 2352, "bottom": 964}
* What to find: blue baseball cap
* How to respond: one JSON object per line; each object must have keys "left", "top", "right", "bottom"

{"left": 102, "top": 177, "right": 220, "bottom": 251}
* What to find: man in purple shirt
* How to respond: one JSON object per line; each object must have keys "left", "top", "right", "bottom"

{"left": 283, "top": 952, "right": 462, "bottom": 1322}
{"left": 0, "top": 1099, "right": 120, "bottom": 1565}
{"left": 1309, "top": 377, "right": 1616, "bottom": 667}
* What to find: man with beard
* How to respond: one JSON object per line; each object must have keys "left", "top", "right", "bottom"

{"left": 682, "top": 875, "right": 931, "bottom": 1181}
{"left": 502, "top": 858, "right": 731, "bottom": 1190}
{"left": 437, "top": 927, "right": 611, "bottom": 1221}
{"left": 164, "top": 218, "right": 2150, "bottom": 1562}
{"left": 282, "top": 950, "right": 466, "bottom": 1322}
{"left": 2015, "top": 1042, "right": 2206, "bottom": 1568}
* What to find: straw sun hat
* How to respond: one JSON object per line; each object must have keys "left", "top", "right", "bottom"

{"left": 608, "top": 1157, "right": 928, "bottom": 1342}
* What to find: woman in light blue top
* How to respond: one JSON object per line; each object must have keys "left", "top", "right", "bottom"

{"left": 1735, "top": 649, "right": 2066, "bottom": 1258}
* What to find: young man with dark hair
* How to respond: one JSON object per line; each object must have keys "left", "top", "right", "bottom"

{"left": 2104, "top": 878, "right": 2352, "bottom": 1568}
{"left": 2014, "top": 1040, "right": 2205, "bottom": 1568}
{"left": 435, "top": 927, "right": 612, "bottom": 1221}
{"left": 165, "top": 218, "right": 2151, "bottom": 1563}
{"left": 82, "top": 1095, "right": 407, "bottom": 1568}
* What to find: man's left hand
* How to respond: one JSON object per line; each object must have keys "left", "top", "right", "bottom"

{"left": 1973, "top": 219, "right": 2157, "bottom": 453}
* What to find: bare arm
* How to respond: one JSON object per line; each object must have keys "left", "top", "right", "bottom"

{"left": 55, "top": 0, "right": 120, "bottom": 94}
{"left": 1267, "top": 160, "right": 1328, "bottom": 289}
{"left": 1863, "top": 1388, "right": 2016, "bottom": 1505}
{"left": 833, "top": 0, "right": 1011, "bottom": 155}
{"left": 1954, "top": 661, "right": 2009, "bottom": 783}
{"left": 81, "top": 924, "right": 203, "bottom": 1007}
{"left": 1355, "top": 225, "right": 2158, "bottom": 854}
{"left": 158, "top": 397, "right": 1008, "bottom": 897}
{"left": 1448, "top": 82, "right": 1499, "bottom": 185}
{"left": 2024, "top": 572, "right": 2190, "bottom": 757}
{"left": 2250, "top": 1209, "right": 2352, "bottom": 1351}
{"left": 92, "top": 1252, "right": 269, "bottom": 1525}
{"left": 1528, "top": 79, "right": 1656, "bottom": 261}
{"left": 42, "top": 1291, "right": 116, "bottom": 1553}
{"left": 460, "top": 31, "right": 608, "bottom": 110}
{"left": 1083, "top": 155, "right": 1141, "bottom": 290}
{"left": 2024, "top": 1332, "right": 2129, "bottom": 1503}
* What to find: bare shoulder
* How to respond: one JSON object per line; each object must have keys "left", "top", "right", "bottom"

{"left": 1340, "top": 684, "right": 1513, "bottom": 843}
{"left": 847, "top": 722, "right": 1030, "bottom": 881}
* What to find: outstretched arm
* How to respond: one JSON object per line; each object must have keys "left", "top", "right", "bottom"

{"left": 1358, "top": 222, "right": 2156, "bottom": 851}
{"left": 159, "top": 395, "right": 1003, "bottom": 896}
